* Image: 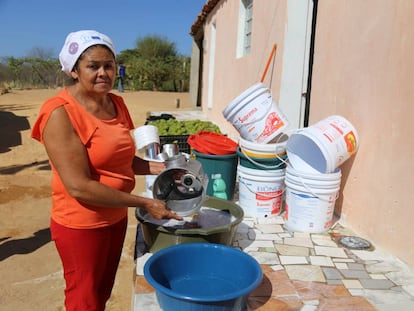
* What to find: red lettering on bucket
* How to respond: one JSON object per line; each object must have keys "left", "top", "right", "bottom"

{"left": 255, "top": 190, "right": 282, "bottom": 201}
{"left": 238, "top": 107, "right": 258, "bottom": 123}
{"left": 330, "top": 123, "right": 344, "bottom": 135}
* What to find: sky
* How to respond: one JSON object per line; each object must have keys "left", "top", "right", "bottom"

{"left": 0, "top": 0, "right": 206, "bottom": 58}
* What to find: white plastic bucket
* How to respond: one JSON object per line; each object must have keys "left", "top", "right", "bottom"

{"left": 223, "top": 83, "right": 290, "bottom": 144}
{"left": 285, "top": 165, "right": 342, "bottom": 190}
{"left": 237, "top": 165, "right": 285, "bottom": 218}
{"left": 239, "top": 134, "right": 287, "bottom": 159}
{"left": 133, "top": 125, "right": 160, "bottom": 151}
{"left": 286, "top": 115, "right": 359, "bottom": 173}
{"left": 284, "top": 167, "right": 341, "bottom": 233}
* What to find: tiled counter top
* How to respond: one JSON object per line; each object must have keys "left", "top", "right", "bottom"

{"left": 133, "top": 214, "right": 414, "bottom": 310}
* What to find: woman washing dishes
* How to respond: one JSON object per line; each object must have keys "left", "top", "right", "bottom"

{"left": 31, "top": 30, "right": 182, "bottom": 310}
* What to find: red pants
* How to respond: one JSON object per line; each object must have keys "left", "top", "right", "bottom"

{"left": 50, "top": 217, "right": 127, "bottom": 311}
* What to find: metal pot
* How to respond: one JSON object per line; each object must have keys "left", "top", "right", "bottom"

{"left": 135, "top": 197, "right": 244, "bottom": 253}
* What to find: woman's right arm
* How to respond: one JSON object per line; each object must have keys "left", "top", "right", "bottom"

{"left": 42, "top": 106, "right": 181, "bottom": 220}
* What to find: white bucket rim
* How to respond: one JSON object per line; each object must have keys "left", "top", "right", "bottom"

{"left": 223, "top": 82, "right": 267, "bottom": 117}
{"left": 239, "top": 135, "right": 288, "bottom": 154}
{"left": 238, "top": 167, "right": 286, "bottom": 181}
{"left": 285, "top": 179, "right": 340, "bottom": 196}
{"left": 237, "top": 164, "right": 285, "bottom": 177}
{"left": 286, "top": 164, "right": 341, "bottom": 180}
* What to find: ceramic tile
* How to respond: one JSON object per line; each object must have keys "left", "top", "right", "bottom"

{"left": 322, "top": 267, "right": 343, "bottom": 280}
{"left": 284, "top": 236, "right": 314, "bottom": 248}
{"left": 311, "top": 235, "right": 338, "bottom": 247}
{"left": 385, "top": 269, "right": 414, "bottom": 286}
{"left": 309, "top": 255, "right": 335, "bottom": 267}
{"left": 332, "top": 258, "right": 355, "bottom": 263}
{"left": 317, "top": 296, "right": 377, "bottom": 311}
{"left": 247, "top": 296, "right": 303, "bottom": 311}
{"left": 402, "top": 284, "right": 414, "bottom": 296}
{"left": 275, "top": 243, "right": 310, "bottom": 256}
{"left": 339, "top": 269, "right": 371, "bottom": 279}
{"left": 370, "top": 273, "right": 388, "bottom": 280}
{"left": 135, "top": 252, "right": 152, "bottom": 276}
{"left": 361, "top": 288, "right": 414, "bottom": 306}
{"left": 249, "top": 251, "right": 280, "bottom": 265}
{"left": 270, "top": 264, "right": 284, "bottom": 271}
{"left": 315, "top": 245, "right": 348, "bottom": 258}
{"left": 334, "top": 262, "right": 349, "bottom": 269}
{"left": 279, "top": 255, "right": 308, "bottom": 265}
{"left": 375, "top": 302, "right": 414, "bottom": 311}
{"left": 359, "top": 278, "right": 396, "bottom": 290}
{"left": 256, "top": 223, "right": 285, "bottom": 233}
{"left": 351, "top": 249, "right": 394, "bottom": 261}
{"left": 342, "top": 279, "right": 363, "bottom": 289}
{"left": 347, "top": 263, "right": 365, "bottom": 270}
{"left": 285, "top": 265, "right": 325, "bottom": 282}
{"left": 133, "top": 293, "right": 161, "bottom": 311}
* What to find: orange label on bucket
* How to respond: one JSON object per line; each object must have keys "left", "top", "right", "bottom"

{"left": 256, "top": 112, "right": 285, "bottom": 141}
{"left": 344, "top": 131, "right": 357, "bottom": 154}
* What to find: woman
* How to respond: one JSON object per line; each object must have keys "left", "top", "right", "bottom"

{"left": 31, "top": 30, "right": 181, "bottom": 310}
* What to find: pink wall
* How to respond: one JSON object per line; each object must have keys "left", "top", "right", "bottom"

{"left": 310, "top": 0, "right": 414, "bottom": 266}
{"left": 195, "top": 0, "right": 414, "bottom": 266}
{"left": 200, "top": 0, "right": 287, "bottom": 141}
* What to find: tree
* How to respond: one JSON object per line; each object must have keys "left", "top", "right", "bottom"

{"left": 118, "top": 35, "right": 186, "bottom": 91}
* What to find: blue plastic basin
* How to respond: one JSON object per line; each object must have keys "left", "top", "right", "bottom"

{"left": 144, "top": 243, "right": 263, "bottom": 311}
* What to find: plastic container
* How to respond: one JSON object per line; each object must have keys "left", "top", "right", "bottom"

{"left": 239, "top": 134, "right": 287, "bottom": 159}
{"left": 238, "top": 165, "right": 285, "bottom": 217}
{"left": 135, "top": 197, "right": 244, "bottom": 253}
{"left": 144, "top": 243, "right": 263, "bottom": 311}
{"left": 286, "top": 115, "right": 359, "bottom": 173}
{"left": 187, "top": 131, "right": 238, "bottom": 155}
{"left": 222, "top": 83, "right": 289, "bottom": 143}
{"left": 284, "top": 165, "right": 342, "bottom": 233}
{"left": 133, "top": 125, "right": 160, "bottom": 151}
{"left": 237, "top": 147, "right": 286, "bottom": 171}
{"left": 192, "top": 150, "right": 238, "bottom": 200}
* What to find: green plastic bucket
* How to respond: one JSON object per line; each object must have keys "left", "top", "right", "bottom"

{"left": 192, "top": 150, "right": 238, "bottom": 200}
{"left": 237, "top": 147, "right": 287, "bottom": 171}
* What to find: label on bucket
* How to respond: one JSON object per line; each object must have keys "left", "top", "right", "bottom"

{"left": 238, "top": 174, "right": 284, "bottom": 217}
{"left": 223, "top": 84, "right": 290, "bottom": 144}
{"left": 284, "top": 189, "right": 337, "bottom": 233}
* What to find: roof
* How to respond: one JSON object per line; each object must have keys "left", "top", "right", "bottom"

{"left": 189, "top": 0, "right": 220, "bottom": 37}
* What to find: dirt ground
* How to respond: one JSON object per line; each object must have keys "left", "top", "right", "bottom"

{"left": 0, "top": 89, "right": 193, "bottom": 310}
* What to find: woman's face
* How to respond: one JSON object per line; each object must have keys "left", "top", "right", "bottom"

{"left": 72, "top": 45, "right": 116, "bottom": 95}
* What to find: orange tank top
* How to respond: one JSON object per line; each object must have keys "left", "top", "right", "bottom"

{"left": 31, "top": 88, "right": 136, "bottom": 229}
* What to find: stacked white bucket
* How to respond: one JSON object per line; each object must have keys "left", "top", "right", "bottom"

{"left": 222, "top": 83, "right": 290, "bottom": 218}
{"left": 284, "top": 115, "right": 359, "bottom": 233}
{"left": 133, "top": 125, "right": 162, "bottom": 197}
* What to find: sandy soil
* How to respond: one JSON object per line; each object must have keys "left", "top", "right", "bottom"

{"left": 0, "top": 89, "right": 193, "bottom": 310}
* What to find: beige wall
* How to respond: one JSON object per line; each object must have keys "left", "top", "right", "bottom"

{"left": 200, "top": 0, "right": 288, "bottom": 141}
{"left": 194, "top": 0, "right": 414, "bottom": 267}
{"left": 310, "top": 0, "right": 414, "bottom": 266}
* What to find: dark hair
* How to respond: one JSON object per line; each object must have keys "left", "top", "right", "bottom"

{"left": 72, "top": 44, "right": 116, "bottom": 75}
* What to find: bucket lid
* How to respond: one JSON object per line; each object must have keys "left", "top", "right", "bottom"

{"left": 188, "top": 131, "right": 238, "bottom": 155}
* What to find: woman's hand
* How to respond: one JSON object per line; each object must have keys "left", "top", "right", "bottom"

{"left": 148, "top": 161, "right": 166, "bottom": 175}
{"left": 142, "top": 198, "right": 183, "bottom": 220}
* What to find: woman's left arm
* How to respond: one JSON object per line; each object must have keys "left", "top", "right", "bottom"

{"left": 132, "top": 156, "right": 165, "bottom": 175}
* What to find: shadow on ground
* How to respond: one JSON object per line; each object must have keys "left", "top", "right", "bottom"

{"left": 0, "top": 110, "right": 30, "bottom": 153}
{"left": 0, "top": 228, "right": 51, "bottom": 261}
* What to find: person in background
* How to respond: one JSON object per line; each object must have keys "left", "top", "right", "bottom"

{"left": 117, "top": 60, "right": 126, "bottom": 92}
{"left": 31, "top": 30, "right": 181, "bottom": 311}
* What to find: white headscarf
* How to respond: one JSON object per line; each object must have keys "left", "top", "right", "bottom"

{"left": 59, "top": 30, "right": 116, "bottom": 76}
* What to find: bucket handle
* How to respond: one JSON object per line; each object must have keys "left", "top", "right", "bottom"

{"left": 238, "top": 176, "right": 285, "bottom": 199}
{"left": 290, "top": 176, "right": 340, "bottom": 202}
{"left": 241, "top": 148, "right": 286, "bottom": 169}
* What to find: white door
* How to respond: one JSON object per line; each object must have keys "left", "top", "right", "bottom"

{"left": 278, "top": 0, "right": 314, "bottom": 129}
